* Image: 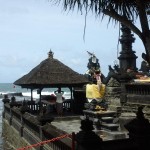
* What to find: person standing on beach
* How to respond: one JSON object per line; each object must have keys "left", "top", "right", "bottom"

{"left": 54, "top": 87, "right": 64, "bottom": 116}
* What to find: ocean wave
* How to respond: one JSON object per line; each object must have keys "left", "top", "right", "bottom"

{"left": 0, "top": 90, "right": 71, "bottom": 100}
{"left": 22, "top": 91, "right": 71, "bottom": 99}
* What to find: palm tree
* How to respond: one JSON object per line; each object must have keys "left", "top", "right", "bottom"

{"left": 54, "top": 0, "right": 150, "bottom": 62}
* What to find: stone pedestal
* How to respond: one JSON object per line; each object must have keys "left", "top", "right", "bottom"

{"left": 119, "top": 112, "right": 136, "bottom": 131}
{"left": 105, "top": 78, "right": 122, "bottom": 116}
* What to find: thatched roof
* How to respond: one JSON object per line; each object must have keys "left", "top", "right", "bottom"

{"left": 14, "top": 51, "right": 89, "bottom": 89}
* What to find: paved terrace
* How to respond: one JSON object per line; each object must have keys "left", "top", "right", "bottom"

{"left": 51, "top": 116, "right": 128, "bottom": 141}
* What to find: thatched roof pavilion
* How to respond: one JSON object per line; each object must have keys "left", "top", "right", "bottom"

{"left": 14, "top": 50, "right": 89, "bottom": 101}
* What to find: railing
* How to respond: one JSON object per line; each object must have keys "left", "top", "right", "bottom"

{"left": 3, "top": 102, "right": 73, "bottom": 150}
{"left": 27, "top": 101, "right": 40, "bottom": 113}
{"left": 120, "top": 83, "right": 150, "bottom": 115}
{"left": 125, "top": 83, "right": 150, "bottom": 95}
{"left": 63, "top": 99, "right": 72, "bottom": 111}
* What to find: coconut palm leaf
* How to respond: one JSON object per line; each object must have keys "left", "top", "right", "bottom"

{"left": 57, "top": 0, "right": 150, "bottom": 22}
{"left": 52, "top": 0, "right": 150, "bottom": 63}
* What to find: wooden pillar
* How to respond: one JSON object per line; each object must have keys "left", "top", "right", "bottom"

{"left": 30, "top": 88, "right": 34, "bottom": 112}
{"left": 39, "top": 89, "right": 42, "bottom": 102}
{"left": 39, "top": 88, "right": 42, "bottom": 113}
{"left": 31, "top": 88, "right": 33, "bottom": 101}
{"left": 70, "top": 87, "right": 73, "bottom": 100}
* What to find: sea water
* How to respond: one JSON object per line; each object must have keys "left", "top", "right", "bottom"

{"left": 0, "top": 97, "right": 3, "bottom": 149}
{"left": 0, "top": 83, "right": 71, "bottom": 149}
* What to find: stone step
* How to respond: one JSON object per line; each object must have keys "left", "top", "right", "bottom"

{"left": 96, "top": 130, "right": 127, "bottom": 140}
{"left": 101, "top": 117, "right": 114, "bottom": 123}
{"left": 121, "top": 106, "right": 137, "bottom": 113}
{"left": 101, "top": 123, "right": 119, "bottom": 131}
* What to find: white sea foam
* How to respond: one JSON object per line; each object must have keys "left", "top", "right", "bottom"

{"left": 22, "top": 91, "right": 71, "bottom": 100}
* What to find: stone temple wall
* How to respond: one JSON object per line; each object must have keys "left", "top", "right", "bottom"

{"left": 2, "top": 119, "right": 33, "bottom": 150}
{"left": 104, "top": 78, "right": 122, "bottom": 116}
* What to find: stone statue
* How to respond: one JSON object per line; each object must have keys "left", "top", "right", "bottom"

{"left": 85, "top": 51, "right": 105, "bottom": 83}
{"left": 139, "top": 53, "right": 150, "bottom": 76}
{"left": 2, "top": 94, "right": 10, "bottom": 104}
{"left": 75, "top": 118, "right": 102, "bottom": 150}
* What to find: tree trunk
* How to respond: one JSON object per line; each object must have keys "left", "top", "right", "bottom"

{"left": 136, "top": 0, "right": 150, "bottom": 63}
{"left": 144, "top": 35, "right": 150, "bottom": 63}
{"left": 103, "top": 2, "right": 150, "bottom": 64}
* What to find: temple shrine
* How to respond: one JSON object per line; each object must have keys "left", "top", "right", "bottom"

{"left": 2, "top": 23, "right": 150, "bottom": 150}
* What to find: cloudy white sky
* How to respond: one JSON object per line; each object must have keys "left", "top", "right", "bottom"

{"left": 0, "top": 0, "right": 145, "bottom": 83}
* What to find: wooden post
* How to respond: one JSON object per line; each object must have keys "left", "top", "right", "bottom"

{"left": 72, "top": 132, "right": 75, "bottom": 150}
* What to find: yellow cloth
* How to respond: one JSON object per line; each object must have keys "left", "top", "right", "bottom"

{"left": 99, "top": 84, "right": 105, "bottom": 98}
{"left": 86, "top": 84, "right": 93, "bottom": 98}
{"left": 86, "top": 84, "right": 105, "bottom": 99}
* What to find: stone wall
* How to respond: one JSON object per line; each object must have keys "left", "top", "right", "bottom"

{"left": 2, "top": 104, "right": 72, "bottom": 150}
{"left": 105, "top": 78, "right": 122, "bottom": 116}
{"left": 2, "top": 119, "right": 33, "bottom": 150}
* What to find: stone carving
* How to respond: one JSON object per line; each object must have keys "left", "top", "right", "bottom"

{"left": 75, "top": 118, "right": 102, "bottom": 150}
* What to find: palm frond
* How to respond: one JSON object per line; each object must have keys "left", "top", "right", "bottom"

{"left": 55, "top": 0, "right": 150, "bottom": 22}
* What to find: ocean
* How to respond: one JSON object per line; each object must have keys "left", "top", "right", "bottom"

{"left": 0, "top": 83, "right": 71, "bottom": 149}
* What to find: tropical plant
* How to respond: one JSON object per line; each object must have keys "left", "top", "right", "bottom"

{"left": 53, "top": 0, "right": 150, "bottom": 62}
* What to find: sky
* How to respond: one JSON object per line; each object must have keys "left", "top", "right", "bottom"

{"left": 0, "top": 0, "right": 145, "bottom": 83}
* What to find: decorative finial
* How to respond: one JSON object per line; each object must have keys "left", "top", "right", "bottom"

{"left": 80, "top": 118, "right": 94, "bottom": 131}
{"left": 48, "top": 49, "right": 54, "bottom": 58}
{"left": 136, "top": 106, "right": 144, "bottom": 120}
